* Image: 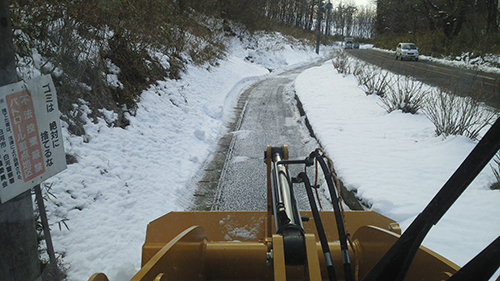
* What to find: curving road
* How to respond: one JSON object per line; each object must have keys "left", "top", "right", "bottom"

{"left": 347, "top": 48, "right": 500, "bottom": 108}
{"left": 190, "top": 62, "right": 328, "bottom": 211}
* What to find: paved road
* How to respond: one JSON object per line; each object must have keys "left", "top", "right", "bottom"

{"left": 347, "top": 48, "right": 500, "bottom": 108}
{"left": 190, "top": 48, "right": 498, "bottom": 212}
{"left": 190, "top": 62, "right": 327, "bottom": 211}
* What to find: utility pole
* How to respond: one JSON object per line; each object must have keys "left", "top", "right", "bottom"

{"left": 325, "top": 0, "right": 333, "bottom": 45}
{"left": 0, "top": 0, "right": 41, "bottom": 280}
{"left": 324, "top": 1, "right": 332, "bottom": 45}
{"left": 315, "top": 0, "right": 322, "bottom": 54}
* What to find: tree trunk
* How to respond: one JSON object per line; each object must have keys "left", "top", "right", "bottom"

{"left": 486, "top": 0, "right": 499, "bottom": 34}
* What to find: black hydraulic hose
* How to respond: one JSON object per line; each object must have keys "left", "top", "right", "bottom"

{"left": 297, "top": 172, "right": 337, "bottom": 281}
{"left": 314, "top": 153, "right": 353, "bottom": 281}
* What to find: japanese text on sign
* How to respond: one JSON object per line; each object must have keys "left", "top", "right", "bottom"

{"left": 6, "top": 90, "right": 45, "bottom": 181}
{"left": 0, "top": 75, "right": 66, "bottom": 203}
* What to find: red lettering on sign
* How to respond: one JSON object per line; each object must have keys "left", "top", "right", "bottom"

{"left": 6, "top": 90, "right": 45, "bottom": 182}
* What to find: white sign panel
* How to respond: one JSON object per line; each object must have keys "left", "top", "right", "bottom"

{"left": 0, "top": 75, "right": 66, "bottom": 203}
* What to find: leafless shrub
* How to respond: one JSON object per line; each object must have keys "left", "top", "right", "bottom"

{"left": 423, "top": 88, "right": 498, "bottom": 140}
{"left": 351, "top": 60, "right": 366, "bottom": 77}
{"left": 379, "top": 75, "right": 428, "bottom": 114}
{"left": 491, "top": 152, "right": 500, "bottom": 190}
{"left": 354, "top": 65, "right": 392, "bottom": 97}
{"left": 331, "top": 50, "right": 351, "bottom": 75}
{"left": 353, "top": 63, "right": 371, "bottom": 86}
{"left": 11, "top": 0, "right": 227, "bottom": 134}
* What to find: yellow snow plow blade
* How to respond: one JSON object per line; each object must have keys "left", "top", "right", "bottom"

{"left": 88, "top": 211, "right": 459, "bottom": 281}
{"left": 88, "top": 145, "right": 462, "bottom": 281}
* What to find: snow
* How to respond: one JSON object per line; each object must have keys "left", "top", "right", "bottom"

{"left": 44, "top": 33, "right": 323, "bottom": 280}
{"left": 40, "top": 36, "right": 500, "bottom": 281}
{"left": 295, "top": 60, "right": 500, "bottom": 280}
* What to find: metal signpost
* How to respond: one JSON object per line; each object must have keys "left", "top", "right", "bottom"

{"left": 315, "top": 0, "right": 322, "bottom": 54}
{"left": 325, "top": 2, "right": 333, "bottom": 45}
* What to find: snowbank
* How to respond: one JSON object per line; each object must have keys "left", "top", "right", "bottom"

{"left": 43, "top": 34, "right": 499, "bottom": 281}
{"left": 45, "top": 33, "right": 322, "bottom": 280}
{"left": 295, "top": 61, "right": 500, "bottom": 280}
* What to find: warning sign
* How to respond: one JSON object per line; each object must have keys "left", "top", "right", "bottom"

{"left": 0, "top": 75, "right": 66, "bottom": 203}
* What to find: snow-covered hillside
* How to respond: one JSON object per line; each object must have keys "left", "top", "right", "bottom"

{"left": 44, "top": 32, "right": 326, "bottom": 280}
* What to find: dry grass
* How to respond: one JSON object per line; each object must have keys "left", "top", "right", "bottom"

{"left": 11, "top": 0, "right": 227, "bottom": 133}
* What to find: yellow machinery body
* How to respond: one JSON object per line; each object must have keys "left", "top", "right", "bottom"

{"left": 88, "top": 146, "right": 462, "bottom": 281}
{"left": 88, "top": 210, "right": 459, "bottom": 281}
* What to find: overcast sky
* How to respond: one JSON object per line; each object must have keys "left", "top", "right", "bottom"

{"left": 347, "top": 0, "right": 376, "bottom": 7}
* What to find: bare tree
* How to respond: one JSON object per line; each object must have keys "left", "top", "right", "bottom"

{"left": 332, "top": 1, "right": 357, "bottom": 37}
{"left": 485, "top": 0, "right": 499, "bottom": 34}
{"left": 375, "top": 0, "right": 498, "bottom": 42}
{"left": 352, "top": 5, "right": 376, "bottom": 38}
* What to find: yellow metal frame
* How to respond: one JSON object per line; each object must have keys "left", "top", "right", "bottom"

{"left": 115, "top": 210, "right": 457, "bottom": 281}
{"left": 88, "top": 145, "right": 461, "bottom": 281}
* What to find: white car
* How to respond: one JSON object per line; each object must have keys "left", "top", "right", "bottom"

{"left": 395, "top": 43, "right": 419, "bottom": 61}
{"left": 344, "top": 38, "right": 354, "bottom": 49}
